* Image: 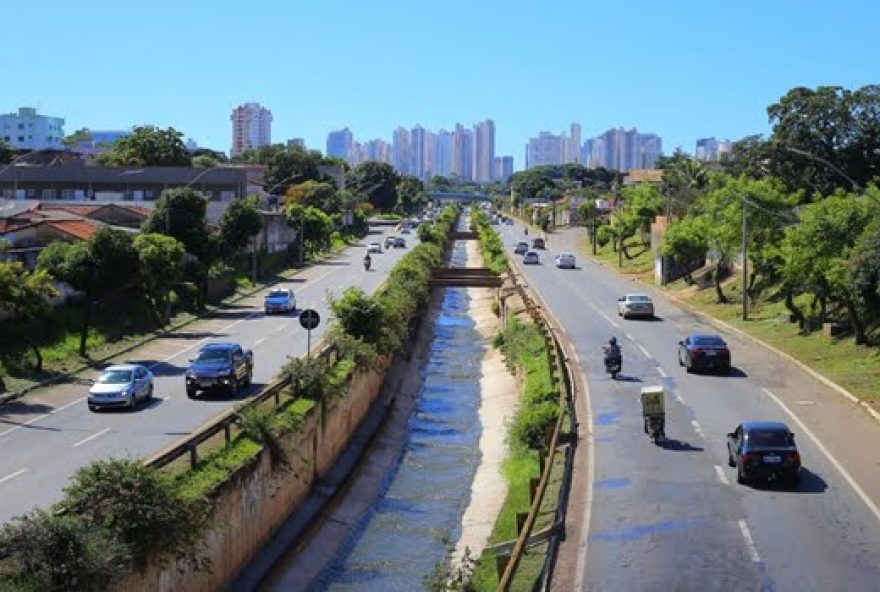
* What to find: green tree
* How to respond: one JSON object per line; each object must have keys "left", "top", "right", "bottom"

{"left": 661, "top": 215, "right": 709, "bottom": 284}
{"left": 0, "top": 262, "right": 58, "bottom": 371}
{"left": 428, "top": 175, "right": 452, "bottom": 191}
{"left": 659, "top": 154, "right": 709, "bottom": 217}
{"left": 218, "top": 196, "right": 263, "bottom": 257}
{"left": 0, "top": 140, "right": 14, "bottom": 164}
{"left": 133, "top": 233, "right": 185, "bottom": 323}
{"left": 780, "top": 193, "right": 876, "bottom": 341}
{"left": 346, "top": 161, "right": 400, "bottom": 211}
{"left": 283, "top": 180, "right": 339, "bottom": 211}
{"left": 396, "top": 176, "right": 427, "bottom": 214}
{"left": 191, "top": 154, "right": 217, "bottom": 168}
{"left": 238, "top": 144, "right": 325, "bottom": 193}
{"left": 142, "top": 188, "right": 214, "bottom": 261}
{"left": 618, "top": 183, "right": 663, "bottom": 256}
{"left": 510, "top": 169, "right": 555, "bottom": 202}
{"left": 63, "top": 458, "right": 212, "bottom": 570}
{"left": 62, "top": 128, "right": 93, "bottom": 149}
{"left": 331, "top": 287, "right": 385, "bottom": 346}
{"left": 285, "top": 205, "right": 333, "bottom": 256}
{"left": 37, "top": 228, "right": 140, "bottom": 356}
{"left": 96, "top": 125, "right": 190, "bottom": 167}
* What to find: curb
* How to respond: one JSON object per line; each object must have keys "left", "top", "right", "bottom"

{"left": 584, "top": 250, "right": 880, "bottom": 426}
{"left": 0, "top": 242, "right": 358, "bottom": 406}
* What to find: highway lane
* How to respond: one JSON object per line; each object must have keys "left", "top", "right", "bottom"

{"left": 0, "top": 226, "right": 416, "bottom": 523}
{"left": 499, "top": 224, "right": 880, "bottom": 591}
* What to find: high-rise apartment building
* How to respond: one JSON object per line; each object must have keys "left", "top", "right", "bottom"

{"left": 0, "top": 107, "right": 65, "bottom": 150}
{"left": 230, "top": 102, "right": 272, "bottom": 157}
{"left": 410, "top": 125, "right": 427, "bottom": 179}
{"left": 287, "top": 138, "right": 306, "bottom": 149}
{"left": 434, "top": 130, "right": 453, "bottom": 177}
{"left": 452, "top": 124, "right": 474, "bottom": 180}
{"left": 695, "top": 137, "right": 733, "bottom": 161}
{"left": 392, "top": 127, "right": 411, "bottom": 175}
{"left": 525, "top": 123, "right": 581, "bottom": 169}
{"left": 568, "top": 122, "right": 582, "bottom": 163}
{"left": 326, "top": 128, "right": 353, "bottom": 160}
{"left": 424, "top": 131, "right": 437, "bottom": 179}
{"left": 474, "top": 119, "right": 496, "bottom": 182}
{"left": 587, "top": 128, "right": 662, "bottom": 172}
{"left": 501, "top": 156, "right": 514, "bottom": 180}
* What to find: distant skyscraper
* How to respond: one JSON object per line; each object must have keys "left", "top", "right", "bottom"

{"left": 230, "top": 102, "right": 272, "bottom": 157}
{"left": 410, "top": 125, "right": 427, "bottom": 179}
{"left": 587, "top": 127, "right": 662, "bottom": 172}
{"left": 581, "top": 139, "right": 593, "bottom": 167}
{"left": 492, "top": 157, "right": 502, "bottom": 180}
{"left": 424, "top": 131, "right": 437, "bottom": 179}
{"left": 392, "top": 127, "right": 412, "bottom": 175}
{"left": 326, "top": 128, "right": 353, "bottom": 160}
{"left": 474, "top": 119, "right": 496, "bottom": 182}
{"left": 434, "top": 130, "right": 453, "bottom": 177}
{"left": 452, "top": 124, "right": 474, "bottom": 180}
{"left": 526, "top": 132, "right": 566, "bottom": 168}
{"left": 568, "top": 122, "right": 582, "bottom": 163}
{"left": 366, "top": 139, "right": 391, "bottom": 163}
{"left": 0, "top": 107, "right": 65, "bottom": 150}
{"left": 695, "top": 137, "right": 732, "bottom": 161}
{"left": 287, "top": 138, "right": 306, "bottom": 149}
{"left": 501, "top": 156, "right": 514, "bottom": 180}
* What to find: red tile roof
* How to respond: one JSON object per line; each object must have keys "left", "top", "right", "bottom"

{"left": 47, "top": 220, "right": 100, "bottom": 241}
{"left": 40, "top": 204, "right": 103, "bottom": 216}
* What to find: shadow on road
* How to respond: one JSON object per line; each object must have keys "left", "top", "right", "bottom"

{"left": 126, "top": 361, "right": 186, "bottom": 378}
{"left": 615, "top": 375, "right": 643, "bottom": 383}
{"left": 749, "top": 468, "right": 828, "bottom": 494}
{"left": 163, "top": 331, "right": 227, "bottom": 341}
{"left": 659, "top": 438, "right": 704, "bottom": 452}
{"left": 0, "top": 401, "right": 55, "bottom": 420}
{"left": 719, "top": 367, "right": 748, "bottom": 378}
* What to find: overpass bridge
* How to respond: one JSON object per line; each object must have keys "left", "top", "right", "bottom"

{"left": 428, "top": 191, "right": 491, "bottom": 204}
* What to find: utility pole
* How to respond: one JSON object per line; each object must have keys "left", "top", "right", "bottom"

{"left": 298, "top": 211, "right": 305, "bottom": 265}
{"left": 617, "top": 191, "right": 623, "bottom": 268}
{"left": 742, "top": 198, "right": 748, "bottom": 321}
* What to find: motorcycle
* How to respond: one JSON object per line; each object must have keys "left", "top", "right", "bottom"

{"left": 603, "top": 347, "right": 622, "bottom": 379}
{"left": 363, "top": 256, "right": 371, "bottom": 271}
{"left": 645, "top": 415, "right": 666, "bottom": 445}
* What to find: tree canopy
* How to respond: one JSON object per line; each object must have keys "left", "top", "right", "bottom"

{"left": 142, "top": 188, "right": 214, "bottom": 261}
{"left": 346, "top": 161, "right": 400, "bottom": 211}
{"left": 96, "top": 126, "right": 190, "bottom": 167}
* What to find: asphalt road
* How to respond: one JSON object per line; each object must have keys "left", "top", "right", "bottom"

{"left": 499, "top": 224, "right": 880, "bottom": 592}
{"left": 0, "top": 226, "right": 416, "bottom": 524}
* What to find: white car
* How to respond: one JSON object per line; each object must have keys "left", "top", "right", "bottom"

{"left": 88, "top": 364, "right": 154, "bottom": 411}
{"left": 264, "top": 288, "right": 296, "bottom": 314}
{"left": 523, "top": 250, "right": 540, "bottom": 265}
{"left": 617, "top": 293, "right": 655, "bottom": 319}
{"left": 367, "top": 242, "right": 383, "bottom": 254}
{"left": 555, "top": 252, "right": 576, "bottom": 269}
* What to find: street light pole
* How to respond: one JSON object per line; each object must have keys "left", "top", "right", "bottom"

{"left": 741, "top": 198, "right": 748, "bottom": 321}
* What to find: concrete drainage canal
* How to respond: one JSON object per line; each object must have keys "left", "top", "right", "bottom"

{"left": 258, "top": 236, "right": 512, "bottom": 591}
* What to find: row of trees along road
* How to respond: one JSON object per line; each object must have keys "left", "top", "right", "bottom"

{"left": 597, "top": 84, "right": 880, "bottom": 346}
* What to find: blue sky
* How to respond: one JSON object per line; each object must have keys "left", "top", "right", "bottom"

{"left": 6, "top": 0, "right": 879, "bottom": 169}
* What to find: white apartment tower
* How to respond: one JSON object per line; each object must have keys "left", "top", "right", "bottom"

{"left": 230, "top": 102, "right": 272, "bottom": 157}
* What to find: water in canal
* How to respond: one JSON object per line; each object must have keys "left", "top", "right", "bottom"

{"left": 301, "top": 240, "right": 484, "bottom": 591}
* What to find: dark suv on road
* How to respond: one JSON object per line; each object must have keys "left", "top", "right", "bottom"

{"left": 186, "top": 343, "right": 253, "bottom": 398}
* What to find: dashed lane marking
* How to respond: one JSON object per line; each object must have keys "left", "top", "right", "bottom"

{"left": 714, "top": 464, "right": 730, "bottom": 485}
{"left": 255, "top": 337, "right": 267, "bottom": 346}
{"left": 0, "top": 468, "right": 28, "bottom": 485}
{"left": 690, "top": 419, "right": 704, "bottom": 437}
{"left": 762, "top": 387, "right": 880, "bottom": 527}
{"left": 636, "top": 343, "right": 651, "bottom": 358}
{"left": 738, "top": 519, "right": 761, "bottom": 562}
{"left": 656, "top": 366, "right": 668, "bottom": 378}
{"left": 675, "top": 394, "right": 686, "bottom": 404}
{"left": 72, "top": 427, "right": 112, "bottom": 448}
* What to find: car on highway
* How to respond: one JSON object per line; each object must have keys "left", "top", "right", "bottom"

{"left": 367, "top": 242, "right": 383, "bottom": 254}
{"left": 514, "top": 241, "right": 529, "bottom": 255}
{"left": 393, "top": 237, "right": 407, "bottom": 248}
{"left": 617, "top": 293, "right": 655, "bottom": 319}
{"left": 523, "top": 250, "right": 540, "bottom": 265}
{"left": 186, "top": 343, "right": 253, "bottom": 398}
{"left": 400, "top": 226, "right": 412, "bottom": 234}
{"left": 727, "top": 421, "right": 801, "bottom": 484}
{"left": 555, "top": 252, "right": 576, "bottom": 269}
{"left": 532, "top": 237, "right": 546, "bottom": 249}
{"left": 264, "top": 288, "right": 296, "bottom": 314}
{"left": 88, "top": 364, "right": 154, "bottom": 411}
{"left": 678, "top": 333, "right": 731, "bottom": 374}
{"left": 384, "top": 235, "right": 396, "bottom": 249}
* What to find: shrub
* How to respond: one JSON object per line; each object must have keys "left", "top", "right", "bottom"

{"left": 62, "top": 459, "right": 213, "bottom": 571}
{"left": 0, "top": 509, "right": 126, "bottom": 591}
{"left": 510, "top": 400, "right": 560, "bottom": 450}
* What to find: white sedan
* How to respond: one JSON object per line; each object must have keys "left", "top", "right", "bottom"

{"left": 617, "top": 293, "right": 655, "bottom": 319}
{"left": 555, "top": 252, "right": 576, "bottom": 269}
{"left": 88, "top": 364, "right": 154, "bottom": 411}
{"left": 523, "top": 250, "right": 540, "bottom": 265}
{"left": 367, "top": 242, "right": 383, "bottom": 254}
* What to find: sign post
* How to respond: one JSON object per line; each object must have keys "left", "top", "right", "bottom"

{"left": 298, "top": 308, "right": 321, "bottom": 359}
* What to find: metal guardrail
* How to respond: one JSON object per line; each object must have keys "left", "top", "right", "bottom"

{"left": 496, "top": 263, "right": 578, "bottom": 591}
{"left": 144, "top": 344, "right": 339, "bottom": 470}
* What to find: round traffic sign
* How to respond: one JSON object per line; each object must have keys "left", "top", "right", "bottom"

{"left": 299, "top": 308, "right": 320, "bottom": 330}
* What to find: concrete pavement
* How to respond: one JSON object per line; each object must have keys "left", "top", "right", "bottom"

{"left": 499, "top": 224, "right": 880, "bottom": 591}
{"left": 0, "top": 226, "right": 416, "bottom": 524}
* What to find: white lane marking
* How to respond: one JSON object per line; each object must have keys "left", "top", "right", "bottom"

{"left": 738, "top": 519, "right": 761, "bottom": 562}
{"left": 588, "top": 303, "right": 619, "bottom": 327}
{"left": 625, "top": 332, "right": 635, "bottom": 341}
{"left": 1, "top": 396, "right": 90, "bottom": 439}
{"left": 762, "top": 387, "right": 880, "bottom": 526}
{"left": 72, "top": 427, "right": 112, "bottom": 448}
{"left": 691, "top": 420, "right": 704, "bottom": 437}
{"left": 255, "top": 337, "right": 267, "bottom": 346}
{"left": 656, "top": 366, "right": 668, "bottom": 378}
{"left": 675, "top": 394, "right": 686, "bottom": 404}
{"left": 714, "top": 465, "right": 730, "bottom": 485}
{"left": 636, "top": 343, "right": 651, "bottom": 358}
{"left": 275, "top": 324, "right": 288, "bottom": 333}
{"left": 52, "top": 397, "right": 86, "bottom": 414}
{"left": 0, "top": 468, "right": 28, "bottom": 485}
